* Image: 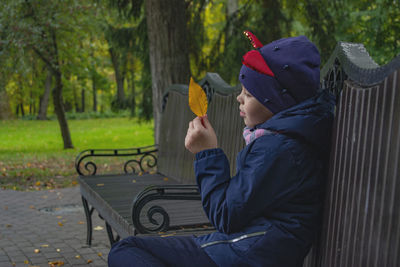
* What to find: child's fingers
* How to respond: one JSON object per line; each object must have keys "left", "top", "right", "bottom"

{"left": 193, "top": 117, "right": 203, "bottom": 129}
{"left": 201, "top": 115, "right": 212, "bottom": 129}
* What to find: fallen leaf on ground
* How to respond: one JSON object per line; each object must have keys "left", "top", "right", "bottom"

{"left": 24, "top": 260, "right": 29, "bottom": 264}
{"left": 56, "top": 249, "right": 61, "bottom": 252}
{"left": 78, "top": 221, "right": 85, "bottom": 224}
{"left": 36, "top": 181, "right": 41, "bottom": 186}
{"left": 41, "top": 244, "right": 49, "bottom": 248}
{"left": 94, "top": 226, "right": 103, "bottom": 231}
{"left": 58, "top": 222, "right": 63, "bottom": 227}
{"left": 29, "top": 205, "right": 35, "bottom": 209}
{"left": 56, "top": 216, "right": 62, "bottom": 219}
{"left": 75, "top": 255, "right": 81, "bottom": 259}
{"left": 97, "top": 253, "right": 102, "bottom": 257}
{"left": 87, "top": 259, "right": 93, "bottom": 263}
{"left": 71, "top": 181, "right": 78, "bottom": 185}
{"left": 48, "top": 261, "right": 64, "bottom": 266}
{"left": 96, "top": 183, "right": 104, "bottom": 187}
{"left": 132, "top": 179, "right": 136, "bottom": 183}
{"left": 163, "top": 177, "right": 169, "bottom": 181}
{"left": 34, "top": 249, "right": 40, "bottom": 253}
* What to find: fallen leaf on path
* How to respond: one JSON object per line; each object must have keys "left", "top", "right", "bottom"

{"left": 41, "top": 244, "right": 49, "bottom": 248}
{"left": 58, "top": 222, "right": 63, "bottom": 227}
{"left": 29, "top": 205, "right": 35, "bottom": 209}
{"left": 78, "top": 221, "right": 85, "bottom": 224}
{"left": 24, "top": 260, "right": 29, "bottom": 264}
{"left": 163, "top": 177, "right": 169, "bottom": 181}
{"left": 56, "top": 249, "right": 61, "bottom": 252}
{"left": 97, "top": 253, "right": 102, "bottom": 257}
{"left": 36, "top": 181, "right": 41, "bottom": 186}
{"left": 34, "top": 249, "right": 40, "bottom": 253}
{"left": 87, "top": 259, "right": 93, "bottom": 263}
{"left": 94, "top": 226, "right": 103, "bottom": 231}
{"left": 96, "top": 183, "right": 104, "bottom": 187}
{"left": 75, "top": 255, "right": 81, "bottom": 259}
{"left": 48, "top": 261, "right": 64, "bottom": 266}
{"left": 56, "top": 216, "right": 62, "bottom": 219}
{"left": 132, "top": 179, "right": 136, "bottom": 183}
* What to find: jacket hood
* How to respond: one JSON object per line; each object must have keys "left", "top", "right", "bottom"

{"left": 260, "top": 89, "right": 336, "bottom": 153}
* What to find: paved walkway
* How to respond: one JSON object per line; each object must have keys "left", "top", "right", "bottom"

{"left": 0, "top": 187, "right": 110, "bottom": 267}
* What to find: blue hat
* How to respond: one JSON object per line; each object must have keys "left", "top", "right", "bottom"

{"left": 239, "top": 33, "right": 321, "bottom": 114}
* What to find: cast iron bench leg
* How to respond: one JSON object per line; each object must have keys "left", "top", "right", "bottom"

{"left": 82, "top": 197, "right": 94, "bottom": 246}
{"left": 105, "top": 222, "right": 120, "bottom": 246}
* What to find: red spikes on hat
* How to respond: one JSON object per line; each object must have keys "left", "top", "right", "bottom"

{"left": 242, "top": 50, "right": 275, "bottom": 77}
{"left": 244, "top": 30, "right": 263, "bottom": 49}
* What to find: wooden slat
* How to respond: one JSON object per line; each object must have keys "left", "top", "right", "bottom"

{"left": 316, "top": 70, "right": 400, "bottom": 267}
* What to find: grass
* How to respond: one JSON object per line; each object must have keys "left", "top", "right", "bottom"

{"left": 0, "top": 118, "right": 154, "bottom": 190}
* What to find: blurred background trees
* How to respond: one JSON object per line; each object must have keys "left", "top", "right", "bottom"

{"left": 1, "top": 0, "right": 399, "bottom": 146}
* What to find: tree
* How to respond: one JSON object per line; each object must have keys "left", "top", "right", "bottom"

{"left": 1, "top": 0, "right": 95, "bottom": 148}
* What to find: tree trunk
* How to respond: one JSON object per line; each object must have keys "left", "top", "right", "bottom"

{"left": 92, "top": 74, "right": 97, "bottom": 112}
{"left": 37, "top": 68, "right": 52, "bottom": 120}
{"left": 53, "top": 70, "right": 73, "bottom": 149}
{"left": 145, "top": 0, "right": 191, "bottom": 144}
{"left": 81, "top": 88, "right": 85, "bottom": 112}
{"left": 109, "top": 47, "right": 126, "bottom": 107}
{"left": 226, "top": 0, "right": 238, "bottom": 36}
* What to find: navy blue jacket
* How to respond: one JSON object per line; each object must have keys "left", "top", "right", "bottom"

{"left": 194, "top": 90, "right": 335, "bottom": 267}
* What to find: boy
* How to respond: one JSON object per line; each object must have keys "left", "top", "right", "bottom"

{"left": 109, "top": 33, "right": 335, "bottom": 267}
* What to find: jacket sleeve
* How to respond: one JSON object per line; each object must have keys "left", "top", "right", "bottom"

{"left": 194, "top": 141, "right": 302, "bottom": 234}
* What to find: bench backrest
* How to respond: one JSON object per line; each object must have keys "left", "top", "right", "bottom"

{"left": 303, "top": 43, "right": 400, "bottom": 267}
{"left": 158, "top": 73, "right": 244, "bottom": 184}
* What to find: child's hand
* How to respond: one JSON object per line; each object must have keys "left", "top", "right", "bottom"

{"left": 185, "top": 115, "right": 218, "bottom": 154}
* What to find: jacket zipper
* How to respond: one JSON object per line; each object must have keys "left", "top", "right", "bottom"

{"left": 200, "top": 231, "right": 267, "bottom": 248}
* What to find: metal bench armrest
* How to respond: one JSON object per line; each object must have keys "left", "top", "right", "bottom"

{"left": 132, "top": 185, "right": 211, "bottom": 234}
{"left": 75, "top": 145, "right": 158, "bottom": 176}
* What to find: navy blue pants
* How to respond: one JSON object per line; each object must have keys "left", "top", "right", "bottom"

{"left": 108, "top": 235, "right": 218, "bottom": 267}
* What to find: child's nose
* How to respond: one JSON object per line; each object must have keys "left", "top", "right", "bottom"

{"left": 237, "top": 93, "right": 242, "bottom": 103}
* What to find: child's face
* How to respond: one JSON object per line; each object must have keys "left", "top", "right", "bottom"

{"left": 237, "top": 86, "right": 274, "bottom": 128}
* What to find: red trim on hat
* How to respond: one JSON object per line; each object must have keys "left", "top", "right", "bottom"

{"left": 243, "top": 30, "right": 263, "bottom": 49}
{"left": 242, "top": 50, "right": 275, "bottom": 77}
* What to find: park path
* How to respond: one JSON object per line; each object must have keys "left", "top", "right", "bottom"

{"left": 0, "top": 187, "right": 110, "bottom": 267}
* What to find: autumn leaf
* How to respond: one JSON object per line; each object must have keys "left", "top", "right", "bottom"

{"left": 58, "top": 222, "right": 63, "bottom": 227}
{"left": 189, "top": 77, "right": 208, "bottom": 117}
{"left": 34, "top": 249, "right": 40, "bottom": 253}
{"left": 87, "top": 259, "right": 93, "bottom": 263}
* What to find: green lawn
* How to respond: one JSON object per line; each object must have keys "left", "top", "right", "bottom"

{"left": 0, "top": 118, "right": 154, "bottom": 190}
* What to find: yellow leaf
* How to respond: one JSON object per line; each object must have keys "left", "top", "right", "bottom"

{"left": 94, "top": 226, "right": 103, "bottom": 231}
{"left": 78, "top": 221, "right": 85, "bottom": 225}
{"left": 36, "top": 181, "right": 41, "bottom": 186}
{"left": 41, "top": 244, "right": 49, "bottom": 248}
{"left": 24, "top": 260, "right": 29, "bottom": 264}
{"left": 34, "top": 249, "right": 40, "bottom": 253}
{"left": 58, "top": 222, "right": 63, "bottom": 227}
{"left": 189, "top": 77, "right": 208, "bottom": 117}
{"left": 132, "top": 179, "right": 137, "bottom": 183}
{"left": 163, "top": 177, "right": 169, "bottom": 181}
{"left": 56, "top": 249, "right": 61, "bottom": 252}
{"left": 71, "top": 181, "right": 78, "bottom": 185}
{"left": 75, "top": 255, "right": 81, "bottom": 259}
{"left": 96, "top": 183, "right": 104, "bottom": 187}
{"left": 97, "top": 252, "right": 103, "bottom": 257}
{"left": 87, "top": 259, "right": 93, "bottom": 263}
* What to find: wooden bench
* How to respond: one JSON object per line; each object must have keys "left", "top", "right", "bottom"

{"left": 303, "top": 42, "right": 400, "bottom": 266}
{"left": 75, "top": 72, "right": 244, "bottom": 245}
{"left": 76, "top": 42, "right": 400, "bottom": 266}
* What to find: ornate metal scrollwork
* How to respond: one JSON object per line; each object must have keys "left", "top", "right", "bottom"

{"left": 321, "top": 58, "right": 347, "bottom": 102}
{"left": 75, "top": 145, "right": 158, "bottom": 176}
{"left": 131, "top": 185, "right": 202, "bottom": 234}
{"left": 123, "top": 152, "right": 158, "bottom": 174}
